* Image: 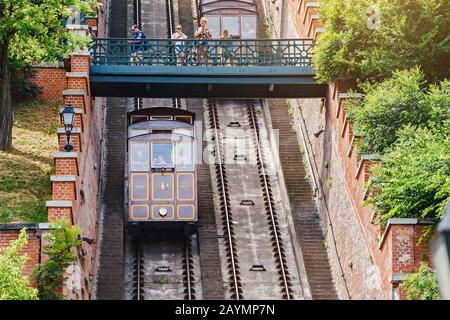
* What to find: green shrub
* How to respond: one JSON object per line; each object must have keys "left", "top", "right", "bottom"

{"left": 401, "top": 262, "right": 441, "bottom": 300}
{"left": 313, "top": 0, "right": 450, "bottom": 83}
{"left": 36, "top": 221, "right": 81, "bottom": 300}
{"left": 366, "top": 124, "right": 450, "bottom": 226}
{"left": 346, "top": 68, "right": 449, "bottom": 154}
{"left": 0, "top": 228, "right": 39, "bottom": 300}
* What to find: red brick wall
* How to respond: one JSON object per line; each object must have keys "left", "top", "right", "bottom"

{"left": 49, "top": 53, "right": 105, "bottom": 299}
{"left": 30, "top": 66, "right": 67, "bottom": 101}
{"left": 0, "top": 228, "right": 42, "bottom": 286}
{"left": 277, "top": 1, "right": 433, "bottom": 299}
{"left": 291, "top": 83, "right": 432, "bottom": 299}
{"left": 48, "top": 207, "right": 73, "bottom": 223}
{"left": 287, "top": 0, "right": 321, "bottom": 38}
{"left": 0, "top": 8, "right": 109, "bottom": 300}
{"left": 55, "top": 158, "right": 78, "bottom": 175}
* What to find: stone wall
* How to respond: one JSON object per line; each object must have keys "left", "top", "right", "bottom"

{"left": 263, "top": 0, "right": 432, "bottom": 299}
{"left": 289, "top": 96, "right": 385, "bottom": 299}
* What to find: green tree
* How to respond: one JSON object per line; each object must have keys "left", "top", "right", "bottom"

{"left": 313, "top": 0, "right": 450, "bottom": 84}
{"left": 401, "top": 262, "right": 441, "bottom": 300}
{"left": 0, "top": 228, "right": 39, "bottom": 300}
{"left": 346, "top": 68, "right": 449, "bottom": 154}
{"left": 36, "top": 220, "right": 81, "bottom": 300}
{"left": 366, "top": 124, "right": 450, "bottom": 226}
{"left": 0, "top": 0, "right": 98, "bottom": 150}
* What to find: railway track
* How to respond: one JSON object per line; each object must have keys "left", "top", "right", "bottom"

{"left": 132, "top": 0, "right": 181, "bottom": 110}
{"left": 125, "top": 0, "right": 198, "bottom": 301}
{"left": 132, "top": 232, "right": 197, "bottom": 300}
{"left": 206, "top": 99, "right": 302, "bottom": 299}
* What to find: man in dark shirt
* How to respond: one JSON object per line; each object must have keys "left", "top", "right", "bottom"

{"left": 128, "top": 25, "right": 147, "bottom": 64}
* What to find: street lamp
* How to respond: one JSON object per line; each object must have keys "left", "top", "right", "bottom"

{"left": 61, "top": 104, "right": 75, "bottom": 152}
{"left": 431, "top": 202, "right": 450, "bottom": 299}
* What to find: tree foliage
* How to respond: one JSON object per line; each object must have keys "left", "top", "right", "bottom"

{"left": 0, "top": 228, "right": 39, "bottom": 300}
{"left": 401, "top": 262, "right": 441, "bottom": 300}
{"left": 0, "top": 0, "right": 97, "bottom": 64}
{"left": 346, "top": 68, "right": 450, "bottom": 154}
{"left": 0, "top": 0, "right": 98, "bottom": 150}
{"left": 36, "top": 221, "right": 81, "bottom": 300}
{"left": 313, "top": 0, "right": 450, "bottom": 83}
{"left": 366, "top": 124, "right": 450, "bottom": 226}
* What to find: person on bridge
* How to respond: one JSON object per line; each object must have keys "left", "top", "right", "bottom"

{"left": 194, "top": 17, "right": 212, "bottom": 65}
{"left": 128, "top": 25, "right": 147, "bottom": 65}
{"left": 220, "top": 29, "right": 236, "bottom": 66}
{"left": 171, "top": 25, "right": 188, "bottom": 65}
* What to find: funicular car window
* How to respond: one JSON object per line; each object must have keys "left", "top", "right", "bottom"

{"left": 131, "top": 142, "right": 149, "bottom": 171}
{"left": 129, "top": 128, "right": 149, "bottom": 138}
{"left": 206, "top": 15, "right": 220, "bottom": 38}
{"left": 241, "top": 15, "right": 257, "bottom": 39}
{"left": 176, "top": 142, "right": 194, "bottom": 171}
{"left": 222, "top": 16, "right": 240, "bottom": 37}
{"left": 150, "top": 116, "right": 173, "bottom": 120}
{"left": 131, "top": 115, "right": 149, "bottom": 124}
{"left": 174, "top": 128, "right": 193, "bottom": 137}
{"left": 152, "top": 143, "right": 174, "bottom": 168}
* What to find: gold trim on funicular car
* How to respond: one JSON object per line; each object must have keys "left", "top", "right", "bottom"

{"left": 130, "top": 173, "right": 150, "bottom": 201}
{"left": 176, "top": 204, "right": 196, "bottom": 220}
{"left": 130, "top": 204, "right": 150, "bottom": 221}
{"left": 151, "top": 173, "right": 174, "bottom": 201}
{"left": 176, "top": 172, "right": 195, "bottom": 201}
{"left": 152, "top": 204, "right": 175, "bottom": 220}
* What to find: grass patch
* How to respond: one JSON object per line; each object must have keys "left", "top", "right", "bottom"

{"left": 0, "top": 100, "right": 61, "bottom": 223}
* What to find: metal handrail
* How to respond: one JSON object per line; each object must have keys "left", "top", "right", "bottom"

{"left": 90, "top": 38, "right": 314, "bottom": 67}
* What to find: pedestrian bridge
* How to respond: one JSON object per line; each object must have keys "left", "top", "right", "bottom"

{"left": 89, "top": 38, "right": 327, "bottom": 98}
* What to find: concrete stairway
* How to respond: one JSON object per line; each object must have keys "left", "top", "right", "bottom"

{"left": 268, "top": 99, "right": 338, "bottom": 300}
{"left": 94, "top": 0, "right": 128, "bottom": 299}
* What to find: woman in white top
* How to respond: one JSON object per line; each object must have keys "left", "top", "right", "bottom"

{"left": 194, "top": 17, "right": 212, "bottom": 64}
{"left": 171, "top": 24, "right": 188, "bottom": 64}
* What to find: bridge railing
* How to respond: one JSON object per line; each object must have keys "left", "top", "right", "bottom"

{"left": 90, "top": 38, "right": 314, "bottom": 67}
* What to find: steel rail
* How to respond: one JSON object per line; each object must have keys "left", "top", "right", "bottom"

{"left": 184, "top": 235, "right": 193, "bottom": 300}
{"left": 209, "top": 100, "right": 241, "bottom": 300}
{"left": 248, "top": 101, "right": 291, "bottom": 299}
{"left": 136, "top": 242, "right": 142, "bottom": 300}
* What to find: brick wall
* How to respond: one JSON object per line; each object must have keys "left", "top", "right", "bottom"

{"left": 46, "top": 52, "right": 105, "bottom": 300}
{"left": 263, "top": 0, "right": 433, "bottom": 299}
{"left": 50, "top": 4, "right": 110, "bottom": 299}
{"left": 0, "top": 225, "right": 48, "bottom": 286}
{"left": 290, "top": 83, "right": 433, "bottom": 299}
{"left": 29, "top": 65, "right": 67, "bottom": 101}
{"left": 0, "top": 5, "right": 109, "bottom": 300}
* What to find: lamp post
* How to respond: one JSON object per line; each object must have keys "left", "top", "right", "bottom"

{"left": 61, "top": 104, "right": 75, "bottom": 152}
{"left": 431, "top": 202, "right": 450, "bottom": 299}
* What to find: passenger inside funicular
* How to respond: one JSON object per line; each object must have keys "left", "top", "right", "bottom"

{"left": 152, "top": 143, "right": 174, "bottom": 168}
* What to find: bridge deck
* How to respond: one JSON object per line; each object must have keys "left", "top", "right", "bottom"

{"left": 89, "top": 38, "right": 327, "bottom": 98}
